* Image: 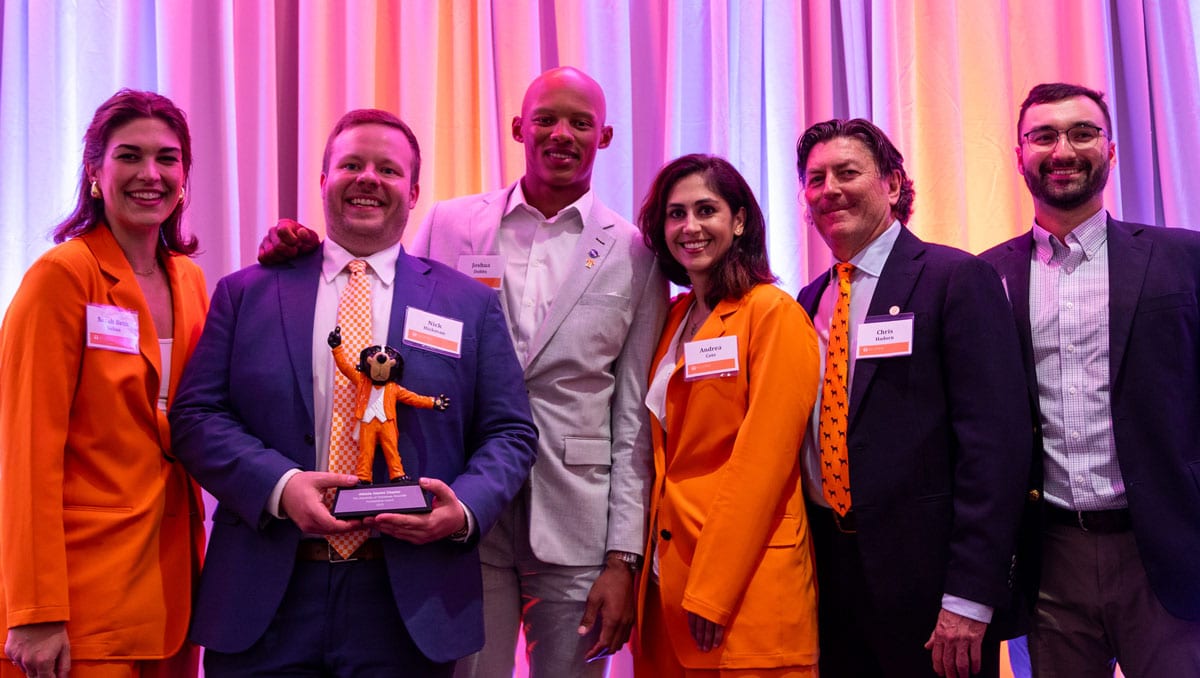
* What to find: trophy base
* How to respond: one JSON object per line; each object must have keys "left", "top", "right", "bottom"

{"left": 332, "top": 480, "right": 431, "bottom": 518}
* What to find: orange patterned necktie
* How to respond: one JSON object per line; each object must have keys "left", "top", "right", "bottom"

{"left": 819, "top": 262, "right": 854, "bottom": 516}
{"left": 327, "top": 259, "right": 372, "bottom": 558}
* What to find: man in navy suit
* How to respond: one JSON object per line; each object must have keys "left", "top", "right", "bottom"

{"left": 796, "top": 118, "right": 1031, "bottom": 678}
{"left": 980, "top": 82, "right": 1200, "bottom": 676}
{"left": 170, "top": 109, "right": 537, "bottom": 675}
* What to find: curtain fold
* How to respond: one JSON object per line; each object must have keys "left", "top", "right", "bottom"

{"left": 2, "top": 0, "right": 1196, "bottom": 310}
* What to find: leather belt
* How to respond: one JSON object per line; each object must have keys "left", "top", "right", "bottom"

{"left": 810, "top": 504, "right": 858, "bottom": 534}
{"left": 1044, "top": 505, "right": 1132, "bottom": 533}
{"left": 297, "top": 538, "right": 384, "bottom": 562}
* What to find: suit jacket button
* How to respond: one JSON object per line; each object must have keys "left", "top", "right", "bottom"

{"left": 1027, "top": 489, "right": 1041, "bottom": 502}
{"left": 660, "top": 529, "right": 672, "bottom": 541}
{"left": 304, "top": 434, "right": 315, "bottom": 445}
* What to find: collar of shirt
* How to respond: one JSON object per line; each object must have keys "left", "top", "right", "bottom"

{"left": 320, "top": 237, "right": 403, "bottom": 287}
{"left": 504, "top": 180, "right": 593, "bottom": 232}
{"left": 1032, "top": 207, "right": 1108, "bottom": 265}
{"left": 828, "top": 219, "right": 902, "bottom": 283}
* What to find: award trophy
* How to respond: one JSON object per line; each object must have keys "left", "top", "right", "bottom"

{"left": 326, "top": 327, "right": 450, "bottom": 518}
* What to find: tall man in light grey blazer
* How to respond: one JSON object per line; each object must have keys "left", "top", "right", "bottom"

{"left": 409, "top": 67, "right": 668, "bottom": 677}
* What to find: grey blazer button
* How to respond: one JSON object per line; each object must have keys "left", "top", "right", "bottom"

{"left": 304, "top": 433, "right": 315, "bottom": 445}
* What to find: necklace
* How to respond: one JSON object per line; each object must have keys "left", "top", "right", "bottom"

{"left": 132, "top": 262, "right": 158, "bottom": 277}
{"left": 683, "top": 304, "right": 711, "bottom": 340}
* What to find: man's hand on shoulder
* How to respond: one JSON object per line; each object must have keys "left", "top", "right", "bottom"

{"left": 258, "top": 218, "right": 320, "bottom": 265}
{"left": 279, "top": 471, "right": 363, "bottom": 534}
{"left": 924, "top": 608, "right": 987, "bottom": 678}
{"left": 5, "top": 621, "right": 70, "bottom": 678}
{"left": 579, "top": 551, "right": 638, "bottom": 661}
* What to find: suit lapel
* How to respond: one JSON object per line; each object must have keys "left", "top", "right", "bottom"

{"left": 279, "top": 250, "right": 323, "bottom": 425}
{"left": 1106, "top": 217, "right": 1150, "bottom": 383}
{"left": 83, "top": 227, "right": 161, "bottom": 390}
{"left": 797, "top": 270, "right": 831, "bottom": 319}
{"left": 469, "top": 187, "right": 513, "bottom": 322}
{"left": 387, "top": 250, "right": 436, "bottom": 347}
{"left": 469, "top": 187, "right": 510, "bottom": 254}
{"left": 991, "top": 234, "right": 1039, "bottom": 405}
{"left": 524, "top": 206, "right": 616, "bottom": 368}
{"left": 848, "top": 228, "right": 925, "bottom": 428}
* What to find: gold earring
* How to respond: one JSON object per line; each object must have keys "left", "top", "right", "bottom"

{"left": 179, "top": 187, "right": 186, "bottom": 202}
{"left": 734, "top": 227, "right": 744, "bottom": 236}
{"left": 90, "top": 180, "right": 101, "bottom": 199}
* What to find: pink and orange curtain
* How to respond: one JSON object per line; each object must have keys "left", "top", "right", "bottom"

{"left": 2, "top": 0, "right": 1197, "bottom": 306}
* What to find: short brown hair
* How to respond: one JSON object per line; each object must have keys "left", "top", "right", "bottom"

{"left": 321, "top": 109, "right": 421, "bottom": 185}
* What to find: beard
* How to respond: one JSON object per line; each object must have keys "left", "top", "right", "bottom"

{"left": 1023, "top": 156, "right": 1110, "bottom": 211}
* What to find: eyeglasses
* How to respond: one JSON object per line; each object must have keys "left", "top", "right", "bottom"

{"left": 1021, "top": 123, "right": 1108, "bottom": 150}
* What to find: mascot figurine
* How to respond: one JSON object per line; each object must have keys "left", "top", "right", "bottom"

{"left": 328, "top": 326, "right": 449, "bottom": 484}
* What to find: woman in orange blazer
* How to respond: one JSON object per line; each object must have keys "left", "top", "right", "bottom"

{"left": 0, "top": 90, "right": 208, "bottom": 678}
{"left": 634, "top": 155, "right": 820, "bottom": 676}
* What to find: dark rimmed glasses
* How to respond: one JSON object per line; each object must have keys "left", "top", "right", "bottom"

{"left": 1021, "top": 123, "right": 1108, "bottom": 150}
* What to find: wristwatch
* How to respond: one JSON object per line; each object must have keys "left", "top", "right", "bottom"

{"left": 607, "top": 550, "right": 642, "bottom": 574}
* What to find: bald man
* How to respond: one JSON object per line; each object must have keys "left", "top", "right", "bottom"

{"left": 410, "top": 67, "right": 667, "bottom": 677}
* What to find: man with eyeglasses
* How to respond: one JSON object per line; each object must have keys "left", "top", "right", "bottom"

{"left": 982, "top": 82, "right": 1200, "bottom": 676}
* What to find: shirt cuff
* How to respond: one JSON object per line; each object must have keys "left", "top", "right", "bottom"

{"left": 268, "top": 468, "right": 304, "bottom": 520}
{"left": 451, "top": 499, "right": 476, "bottom": 543}
{"left": 942, "top": 594, "right": 993, "bottom": 624}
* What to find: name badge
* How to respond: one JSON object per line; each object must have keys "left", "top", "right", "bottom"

{"left": 457, "top": 255, "right": 505, "bottom": 289}
{"left": 683, "top": 335, "right": 739, "bottom": 380}
{"left": 86, "top": 304, "right": 140, "bottom": 354}
{"left": 403, "top": 307, "right": 464, "bottom": 358}
{"left": 856, "top": 313, "right": 914, "bottom": 359}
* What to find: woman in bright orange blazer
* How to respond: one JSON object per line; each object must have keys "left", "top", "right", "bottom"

{"left": 0, "top": 90, "right": 207, "bottom": 678}
{"left": 634, "top": 155, "right": 820, "bottom": 676}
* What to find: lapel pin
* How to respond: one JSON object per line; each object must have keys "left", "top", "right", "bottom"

{"left": 585, "top": 259, "right": 595, "bottom": 269}
{"left": 889, "top": 305, "right": 900, "bottom": 316}
{"left": 588, "top": 248, "right": 599, "bottom": 258}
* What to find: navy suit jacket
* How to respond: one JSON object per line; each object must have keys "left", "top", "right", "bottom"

{"left": 170, "top": 246, "right": 537, "bottom": 662}
{"left": 798, "top": 227, "right": 1031, "bottom": 636}
{"left": 981, "top": 216, "right": 1200, "bottom": 621}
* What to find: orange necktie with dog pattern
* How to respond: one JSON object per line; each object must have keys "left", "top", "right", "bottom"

{"left": 820, "top": 262, "right": 854, "bottom": 516}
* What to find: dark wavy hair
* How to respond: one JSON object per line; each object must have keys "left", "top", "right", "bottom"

{"left": 1017, "top": 82, "right": 1112, "bottom": 139}
{"left": 321, "top": 109, "right": 421, "bottom": 185}
{"left": 639, "top": 154, "right": 776, "bottom": 308}
{"left": 796, "top": 118, "right": 915, "bottom": 225}
{"left": 54, "top": 89, "right": 196, "bottom": 254}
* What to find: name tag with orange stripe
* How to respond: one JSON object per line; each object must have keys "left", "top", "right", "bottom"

{"left": 403, "top": 307, "right": 463, "bottom": 358}
{"left": 683, "top": 335, "right": 739, "bottom": 380}
{"left": 856, "top": 313, "right": 913, "bottom": 359}
{"left": 457, "top": 254, "right": 504, "bottom": 290}
{"left": 86, "top": 304, "right": 140, "bottom": 354}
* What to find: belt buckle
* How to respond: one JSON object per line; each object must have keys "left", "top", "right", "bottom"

{"left": 328, "top": 543, "right": 359, "bottom": 563}
{"left": 833, "top": 510, "right": 857, "bottom": 534}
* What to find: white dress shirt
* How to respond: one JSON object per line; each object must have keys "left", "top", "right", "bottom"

{"left": 498, "top": 183, "right": 591, "bottom": 367}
